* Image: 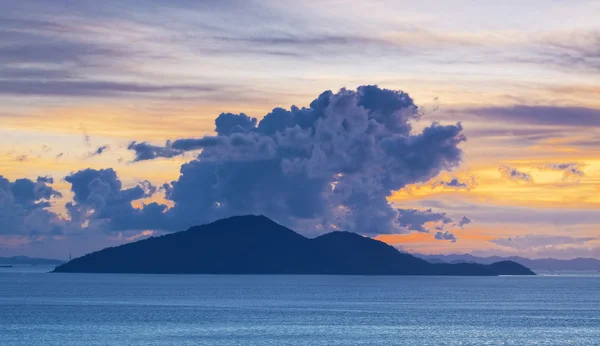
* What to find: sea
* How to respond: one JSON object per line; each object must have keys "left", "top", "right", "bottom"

{"left": 1, "top": 266, "right": 599, "bottom": 345}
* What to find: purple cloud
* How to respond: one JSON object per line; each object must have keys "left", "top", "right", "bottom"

{"left": 435, "top": 231, "right": 457, "bottom": 243}
{"left": 128, "top": 86, "right": 466, "bottom": 234}
{"left": 498, "top": 165, "right": 533, "bottom": 183}
{"left": 538, "top": 163, "right": 585, "bottom": 181}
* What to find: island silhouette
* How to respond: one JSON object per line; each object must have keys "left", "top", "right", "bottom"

{"left": 53, "top": 215, "right": 534, "bottom": 276}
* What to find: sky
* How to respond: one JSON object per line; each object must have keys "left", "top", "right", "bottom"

{"left": 1, "top": 0, "right": 600, "bottom": 260}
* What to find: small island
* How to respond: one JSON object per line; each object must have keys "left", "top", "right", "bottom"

{"left": 53, "top": 215, "right": 534, "bottom": 276}
{"left": 0, "top": 256, "right": 63, "bottom": 266}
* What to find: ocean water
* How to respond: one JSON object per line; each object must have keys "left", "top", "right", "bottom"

{"left": 1, "top": 267, "right": 599, "bottom": 345}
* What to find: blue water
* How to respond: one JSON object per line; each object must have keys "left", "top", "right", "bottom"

{"left": 1, "top": 267, "right": 599, "bottom": 345}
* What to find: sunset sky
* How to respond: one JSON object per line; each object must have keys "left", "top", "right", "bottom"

{"left": 2, "top": 0, "right": 600, "bottom": 260}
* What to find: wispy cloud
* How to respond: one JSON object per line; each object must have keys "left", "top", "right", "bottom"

{"left": 88, "top": 145, "right": 110, "bottom": 158}
{"left": 460, "top": 106, "right": 600, "bottom": 127}
{"left": 0, "top": 80, "right": 220, "bottom": 97}
{"left": 498, "top": 165, "right": 533, "bottom": 183}
{"left": 537, "top": 163, "right": 586, "bottom": 181}
{"left": 397, "top": 208, "right": 453, "bottom": 233}
{"left": 491, "top": 235, "right": 596, "bottom": 250}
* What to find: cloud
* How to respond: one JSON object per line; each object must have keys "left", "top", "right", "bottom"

{"left": 396, "top": 208, "right": 452, "bottom": 233}
{"left": 434, "top": 178, "right": 468, "bottom": 189}
{"left": 128, "top": 136, "right": 226, "bottom": 162}
{"left": 462, "top": 106, "right": 600, "bottom": 127}
{"left": 0, "top": 167, "right": 168, "bottom": 239}
{"left": 535, "top": 31, "right": 600, "bottom": 73}
{"left": 455, "top": 216, "right": 471, "bottom": 229}
{"left": 207, "top": 33, "right": 403, "bottom": 58}
{"left": 0, "top": 86, "right": 467, "bottom": 239}
{"left": 0, "top": 80, "right": 218, "bottom": 97}
{"left": 0, "top": 175, "right": 63, "bottom": 236}
{"left": 127, "top": 141, "right": 180, "bottom": 161}
{"left": 428, "top": 176, "right": 477, "bottom": 190}
{"left": 434, "top": 231, "right": 457, "bottom": 243}
{"left": 0, "top": 15, "right": 129, "bottom": 98}
{"left": 537, "top": 163, "right": 585, "bottom": 181}
{"left": 128, "top": 85, "right": 466, "bottom": 234}
{"left": 64, "top": 168, "right": 164, "bottom": 233}
{"left": 498, "top": 165, "right": 533, "bottom": 183}
{"left": 414, "top": 198, "right": 600, "bottom": 226}
{"left": 88, "top": 145, "right": 109, "bottom": 157}
{"left": 0, "top": 10, "right": 223, "bottom": 99}
{"left": 490, "top": 235, "right": 596, "bottom": 250}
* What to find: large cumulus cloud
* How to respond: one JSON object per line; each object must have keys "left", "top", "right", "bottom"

{"left": 0, "top": 169, "right": 164, "bottom": 238}
{"left": 1, "top": 86, "right": 467, "bottom": 238}
{"left": 64, "top": 168, "right": 164, "bottom": 232}
{"left": 0, "top": 176, "right": 63, "bottom": 235}
{"left": 129, "top": 85, "right": 467, "bottom": 234}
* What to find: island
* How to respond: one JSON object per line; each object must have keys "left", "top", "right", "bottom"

{"left": 0, "top": 256, "right": 63, "bottom": 266}
{"left": 416, "top": 253, "right": 600, "bottom": 272}
{"left": 53, "top": 215, "right": 534, "bottom": 276}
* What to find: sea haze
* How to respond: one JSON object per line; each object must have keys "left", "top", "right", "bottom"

{"left": 1, "top": 270, "right": 599, "bottom": 346}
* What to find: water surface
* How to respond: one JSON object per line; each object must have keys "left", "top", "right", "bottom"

{"left": 1, "top": 268, "right": 599, "bottom": 345}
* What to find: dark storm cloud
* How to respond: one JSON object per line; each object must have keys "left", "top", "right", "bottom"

{"left": 498, "top": 165, "right": 533, "bottom": 183}
{"left": 0, "top": 175, "right": 63, "bottom": 236}
{"left": 128, "top": 86, "right": 467, "bottom": 234}
{"left": 434, "top": 231, "right": 457, "bottom": 243}
{"left": 396, "top": 209, "right": 452, "bottom": 233}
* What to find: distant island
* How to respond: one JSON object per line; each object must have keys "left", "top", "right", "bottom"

{"left": 53, "top": 215, "right": 534, "bottom": 276}
{"left": 415, "top": 253, "right": 600, "bottom": 271}
{"left": 0, "top": 256, "right": 64, "bottom": 266}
